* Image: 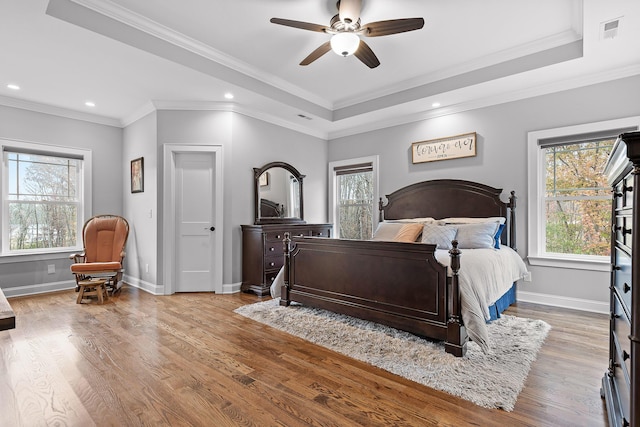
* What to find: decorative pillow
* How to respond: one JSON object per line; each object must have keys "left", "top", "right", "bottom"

{"left": 392, "top": 223, "right": 424, "bottom": 243}
{"left": 372, "top": 222, "right": 405, "bottom": 241}
{"left": 494, "top": 223, "right": 506, "bottom": 249}
{"left": 441, "top": 216, "right": 506, "bottom": 225}
{"left": 455, "top": 222, "right": 501, "bottom": 249}
{"left": 421, "top": 224, "right": 457, "bottom": 249}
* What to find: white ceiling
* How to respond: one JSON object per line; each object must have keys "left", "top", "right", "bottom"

{"left": 1, "top": 0, "right": 639, "bottom": 139}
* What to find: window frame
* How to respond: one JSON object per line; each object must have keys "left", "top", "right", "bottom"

{"left": 1, "top": 138, "right": 92, "bottom": 260}
{"left": 328, "top": 155, "right": 379, "bottom": 239}
{"left": 527, "top": 117, "right": 640, "bottom": 271}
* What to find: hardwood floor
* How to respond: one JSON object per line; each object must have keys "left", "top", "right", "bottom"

{"left": 0, "top": 286, "right": 609, "bottom": 426}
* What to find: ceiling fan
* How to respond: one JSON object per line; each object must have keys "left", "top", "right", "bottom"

{"left": 270, "top": 0, "right": 424, "bottom": 69}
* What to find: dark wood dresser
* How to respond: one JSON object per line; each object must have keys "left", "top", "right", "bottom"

{"left": 602, "top": 130, "right": 640, "bottom": 427}
{"left": 241, "top": 223, "right": 332, "bottom": 296}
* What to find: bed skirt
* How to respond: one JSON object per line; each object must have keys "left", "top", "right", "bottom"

{"left": 487, "top": 283, "right": 516, "bottom": 321}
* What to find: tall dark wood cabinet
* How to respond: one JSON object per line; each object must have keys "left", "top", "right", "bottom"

{"left": 602, "top": 131, "right": 640, "bottom": 427}
{"left": 241, "top": 223, "right": 332, "bottom": 296}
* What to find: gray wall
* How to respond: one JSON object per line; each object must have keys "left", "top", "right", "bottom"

{"left": 328, "top": 75, "right": 640, "bottom": 310}
{"left": 127, "top": 110, "right": 327, "bottom": 289}
{"left": 0, "top": 105, "right": 123, "bottom": 295}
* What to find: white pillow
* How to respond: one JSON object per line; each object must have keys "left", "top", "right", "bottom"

{"left": 455, "top": 222, "right": 501, "bottom": 249}
{"left": 421, "top": 224, "right": 457, "bottom": 249}
{"left": 372, "top": 222, "right": 405, "bottom": 241}
{"left": 441, "top": 216, "right": 506, "bottom": 225}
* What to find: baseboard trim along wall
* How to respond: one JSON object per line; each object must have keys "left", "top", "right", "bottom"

{"left": 517, "top": 290, "right": 609, "bottom": 314}
{"left": 1, "top": 280, "right": 76, "bottom": 298}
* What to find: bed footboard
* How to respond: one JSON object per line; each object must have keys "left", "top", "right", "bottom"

{"left": 281, "top": 233, "right": 468, "bottom": 356}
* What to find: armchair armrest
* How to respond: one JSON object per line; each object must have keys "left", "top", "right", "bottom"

{"left": 69, "top": 252, "right": 86, "bottom": 263}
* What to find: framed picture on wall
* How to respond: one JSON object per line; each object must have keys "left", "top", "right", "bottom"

{"left": 131, "top": 157, "right": 144, "bottom": 193}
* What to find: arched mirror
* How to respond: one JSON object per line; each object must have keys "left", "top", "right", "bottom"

{"left": 254, "top": 162, "right": 305, "bottom": 224}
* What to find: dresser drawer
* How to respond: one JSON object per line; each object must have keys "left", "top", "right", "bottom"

{"left": 614, "top": 214, "right": 633, "bottom": 250}
{"left": 264, "top": 241, "right": 284, "bottom": 256}
{"left": 264, "top": 230, "right": 287, "bottom": 242}
{"left": 613, "top": 247, "right": 632, "bottom": 313}
{"left": 264, "top": 253, "right": 283, "bottom": 270}
{"left": 613, "top": 293, "right": 632, "bottom": 386}
{"left": 614, "top": 175, "right": 634, "bottom": 210}
{"left": 308, "top": 226, "right": 332, "bottom": 238}
{"left": 264, "top": 269, "right": 280, "bottom": 285}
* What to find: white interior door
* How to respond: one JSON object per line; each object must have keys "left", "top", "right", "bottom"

{"left": 175, "top": 152, "right": 217, "bottom": 292}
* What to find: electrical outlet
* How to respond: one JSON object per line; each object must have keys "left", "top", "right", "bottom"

{"left": 47, "top": 264, "right": 55, "bottom": 274}
{"left": 523, "top": 271, "right": 532, "bottom": 282}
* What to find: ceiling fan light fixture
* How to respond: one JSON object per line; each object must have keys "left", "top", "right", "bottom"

{"left": 330, "top": 32, "right": 360, "bottom": 57}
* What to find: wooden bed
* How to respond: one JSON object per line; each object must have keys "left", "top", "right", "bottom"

{"left": 279, "top": 179, "right": 517, "bottom": 357}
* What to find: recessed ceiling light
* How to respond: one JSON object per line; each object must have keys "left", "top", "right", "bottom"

{"left": 224, "top": 92, "right": 234, "bottom": 100}
{"left": 85, "top": 101, "right": 95, "bottom": 107}
{"left": 7, "top": 84, "right": 20, "bottom": 90}
{"left": 432, "top": 102, "right": 441, "bottom": 108}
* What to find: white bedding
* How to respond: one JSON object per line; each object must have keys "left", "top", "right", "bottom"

{"left": 270, "top": 245, "right": 528, "bottom": 353}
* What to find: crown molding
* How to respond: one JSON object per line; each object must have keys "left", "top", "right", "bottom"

{"left": 67, "top": 0, "right": 332, "bottom": 110}
{"left": 333, "top": 29, "right": 583, "bottom": 110}
{"left": 149, "top": 101, "right": 328, "bottom": 140}
{"left": 0, "top": 95, "right": 122, "bottom": 127}
{"left": 327, "top": 64, "right": 640, "bottom": 139}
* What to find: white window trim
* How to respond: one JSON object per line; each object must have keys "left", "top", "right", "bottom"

{"left": 527, "top": 116, "right": 640, "bottom": 272}
{"left": 1, "top": 138, "right": 92, "bottom": 259}
{"left": 328, "top": 155, "right": 379, "bottom": 239}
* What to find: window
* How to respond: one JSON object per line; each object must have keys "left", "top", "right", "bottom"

{"left": 527, "top": 117, "right": 640, "bottom": 271}
{"left": 1, "top": 139, "right": 91, "bottom": 256}
{"left": 329, "top": 156, "right": 379, "bottom": 239}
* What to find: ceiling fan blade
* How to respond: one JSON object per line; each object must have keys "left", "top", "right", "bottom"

{"left": 363, "top": 18, "right": 425, "bottom": 37}
{"left": 354, "top": 40, "right": 380, "bottom": 69}
{"left": 338, "top": 0, "right": 362, "bottom": 24}
{"left": 300, "top": 41, "right": 332, "bottom": 66}
{"left": 270, "top": 18, "right": 329, "bottom": 33}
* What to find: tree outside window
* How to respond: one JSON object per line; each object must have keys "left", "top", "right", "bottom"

{"left": 6, "top": 152, "right": 81, "bottom": 251}
{"left": 544, "top": 139, "right": 614, "bottom": 257}
{"left": 337, "top": 170, "right": 374, "bottom": 240}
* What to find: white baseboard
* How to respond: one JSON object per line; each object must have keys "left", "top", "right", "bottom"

{"left": 517, "top": 290, "right": 609, "bottom": 314}
{"left": 122, "top": 275, "right": 242, "bottom": 295}
{"left": 2, "top": 280, "right": 76, "bottom": 298}
{"left": 222, "top": 282, "right": 242, "bottom": 294}
{"left": 122, "top": 275, "right": 165, "bottom": 295}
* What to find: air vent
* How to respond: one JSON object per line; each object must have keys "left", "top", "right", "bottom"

{"left": 600, "top": 17, "right": 622, "bottom": 40}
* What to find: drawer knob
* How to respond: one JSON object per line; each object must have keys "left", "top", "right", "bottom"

{"left": 624, "top": 283, "right": 631, "bottom": 293}
{"left": 613, "top": 265, "right": 621, "bottom": 271}
{"left": 276, "top": 235, "right": 281, "bottom": 239}
{"left": 269, "top": 262, "right": 275, "bottom": 267}
{"left": 623, "top": 227, "right": 632, "bottom": 235}
{"left": 624, "top": 184, "right": 633, "bottom": 193}
{"left": 623, "top": 350, "right": 630, "bottom": 361}
{"left": 269, "top": 247, "right": 275, "bottom": 251}
{"left": 298, "top": 233, "right": 304, "bottom": 237}
{"left": 614, "top": 192, "right": 623, "bottom": 198}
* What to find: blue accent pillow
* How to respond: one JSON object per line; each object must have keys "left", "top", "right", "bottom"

{"left": 494, "top": 223, "right": 505, "bottom": 249}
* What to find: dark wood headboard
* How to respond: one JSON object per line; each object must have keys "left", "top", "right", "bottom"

{"left": 379, "top": 179, "right": 517, "bottom": 250}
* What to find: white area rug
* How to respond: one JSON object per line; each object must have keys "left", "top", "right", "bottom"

{"left": 234, "top": 298, "right": 550, "bottom": 411}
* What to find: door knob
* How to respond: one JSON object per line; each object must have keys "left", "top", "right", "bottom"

{"left": 205, "top": 226, "right": 215, "bottom": 231}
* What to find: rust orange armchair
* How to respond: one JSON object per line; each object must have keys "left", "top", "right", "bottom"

{"left": 70, "top": 215, "right": 130, "bottom": 294}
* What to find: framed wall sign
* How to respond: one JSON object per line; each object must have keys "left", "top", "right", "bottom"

{"left": 411, "top": 132, "right": 477, "bottom": 164}
{"left": 131, "top": 157, "right": 144, "bottom": 193}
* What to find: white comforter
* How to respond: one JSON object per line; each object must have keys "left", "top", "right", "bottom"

{"left": 433, "top": 246, "right": 528, "bottom": 352}
{"left": 270, "top": 246, "right": 528, "bottom": 353}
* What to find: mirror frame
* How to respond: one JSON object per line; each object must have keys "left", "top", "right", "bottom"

{"left": 254, "top": 161, "right": 305, "bottom": 225}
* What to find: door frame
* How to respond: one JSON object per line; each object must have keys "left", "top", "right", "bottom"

{"left": 162, "top": 144, "right": 224, "bottom": 295}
